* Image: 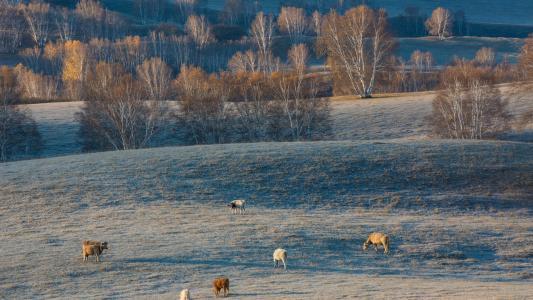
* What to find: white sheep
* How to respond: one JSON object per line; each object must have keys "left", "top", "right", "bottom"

{"left": 179, "top": 288, "right": 190, "bottom": 300}
{"left": 228, "top": 199, "right": 246, "bottom": 214}
{"left": 273, "top": 248, "right": 287, "bottom": 270}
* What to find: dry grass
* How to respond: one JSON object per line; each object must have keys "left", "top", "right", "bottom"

{"left": 0, "top": 140, "right": 532, "bottom": 298}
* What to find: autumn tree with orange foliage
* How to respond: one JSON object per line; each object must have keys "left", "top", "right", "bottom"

{"left": 62, "top": 40, "right": 87, "bottom": 99}
{"left": 14, "top": 64, "right": 59, "bottom": 100}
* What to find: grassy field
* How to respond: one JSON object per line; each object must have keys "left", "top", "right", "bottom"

{"left": 0, "top": 140, "right": 532, "bottom": 298}
{"left": 396, "top": 37, "right": 523, "bottom": 65}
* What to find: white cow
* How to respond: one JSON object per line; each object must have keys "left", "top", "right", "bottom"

{"left": 273, "top": 248, "right": 287, "bottom": 270}
{"left": 228, "top": 199, "right": 246, "bottom": 214}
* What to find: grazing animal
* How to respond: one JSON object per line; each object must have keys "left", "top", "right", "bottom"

{"left": 273, "top": 248, "right": 288, "bottom": 270}
{"left": 179, "top": 288, "right": 190, "bottom": 300}
{"left": 82, "top": 240, "right": 108, "bottom": 262}
{"left": 228, "top": 199, "right": 246, "bottom": 214}
{"left": 212, "top": 277, "right": 229, "bottom": 297}
{"left": 363, "top": 232, "right": 390, "bottom": 254}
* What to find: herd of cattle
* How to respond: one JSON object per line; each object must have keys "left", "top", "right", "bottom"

{"left": 82, "top": 199, "right": 390, "bottom": 299}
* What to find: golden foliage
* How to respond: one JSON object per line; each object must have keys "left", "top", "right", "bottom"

{"left": 62, "top": 40, "right": 87, "bottom": 82}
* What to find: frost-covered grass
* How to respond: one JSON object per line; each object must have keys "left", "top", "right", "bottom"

{"left": 0, "top": 140, "right": 532, "bottom": 298}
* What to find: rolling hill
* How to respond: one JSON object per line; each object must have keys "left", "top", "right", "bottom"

{"left": 0, "top": 140, "right": 532, "bottom": 298}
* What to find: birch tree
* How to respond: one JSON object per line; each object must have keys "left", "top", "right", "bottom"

{"left": 319, "top": 6, "right": 394, "bottom": 98}
{"left": 250, "top": 11, "right": 275, "bottom": 72}
{"left": 271, "top": 44, "right": 330, "bottom": 140}
{"left": 0, "top": 2, "right": 24, "bottom": 53}
{"left": 425, "top": 7, "right": 453, "bottom": 40}
{"left": 431, "top": 63, "right": 511, "bottom": 139}
{"left": 175, "top": 65, "right": 231, "bottom": 144}
{"left": 278, "top": 6, "right": 308, "bottom": 43}
{"left": 136, "top": 57, "right": 172, "bottom": 100}
{"left": 311, "top": 10, "right": 322, "bottom": 36}
{"left": 228, "top": 50, "right": 259, "bottom": 73}
{"left": 175, "top": 0, "right": 197, "bottom": 22}
{"left": 185, "top": 15, "right": 214, "bottom": 48}
{"left": 54, "top": 7, "right": 76, "bottom": 42}
{"left": 474, "top": 47, "right": 495, "bottom": 66}
{"left": 19, "top": 0, "right": 51, "bottom": 48}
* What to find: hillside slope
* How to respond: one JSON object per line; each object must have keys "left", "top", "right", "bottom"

{"left": 1, "top": 141, "right": 532, "bottom": 298}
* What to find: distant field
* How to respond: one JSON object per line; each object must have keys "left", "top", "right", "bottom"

{"left": 203, "top": 0, "right": 533, "bottom": 26}
{"left": 396, "top": 37, "right": 523, "bottom": 65}
{"left": 0, "top": 140, "right": 531, "bottom": 298}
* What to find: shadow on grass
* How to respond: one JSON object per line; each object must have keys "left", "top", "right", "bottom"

{"left": 231, "top": 291, "right": 309, "bottom": 297}
{"left": 121, "top": 256, "right": 402, "bottom": 276}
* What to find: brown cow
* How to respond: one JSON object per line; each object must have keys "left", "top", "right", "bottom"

{"left": 82, "top": 240, "right": 108, "bottom": 262}
{"left": 212, "top": 277, "right": 229, "bottom": 297}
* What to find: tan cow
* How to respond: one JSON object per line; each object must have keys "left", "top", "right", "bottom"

{"left": 82, "top": 240, "right": 108, "bottom": 262}
{"left": 363, "top": 232, "right": 390, "bottom": 254}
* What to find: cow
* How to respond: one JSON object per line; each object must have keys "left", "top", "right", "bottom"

{"left": 179, "top": 288, "right": 191, "bottom": 300}
{"left": 273, "top": 248, "right": 288, "bottom": 270}
{"left": 212, "top": 277, "right": 229, "bottom": 297}
{"left": 228, "top": 199, "right": 246, "bottom": 215}
{"left": 363, "top": 232, "right": 390, "bottom": 254}
{"left": 82, "top": 240, "right": 108, "bottom": 262}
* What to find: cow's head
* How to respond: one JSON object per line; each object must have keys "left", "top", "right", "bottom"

{"left": 363, "top": 241, "right": 369, "bottom": 251}
{"left": 101, "top": 242, "right": 108, "bottom": 250}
